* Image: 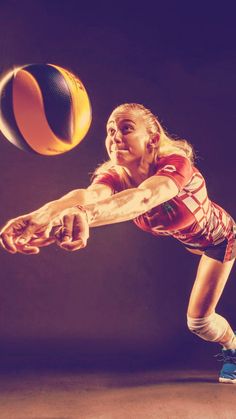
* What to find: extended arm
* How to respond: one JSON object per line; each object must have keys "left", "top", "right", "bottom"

{"left": 0, "top": 183, "right": 112, "bottom": 254}
{"left": 36, "top": 183, "right": 112, "bottom": 219}
{"left": 85, "top": 175, "right": 179, "bottom": 226}
{"left": 55, "top": 175, "right": 179, "bottom": 251}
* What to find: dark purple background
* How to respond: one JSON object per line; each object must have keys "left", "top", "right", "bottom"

{"left": 0, "top": 1, "right": 235, "bottom": 369}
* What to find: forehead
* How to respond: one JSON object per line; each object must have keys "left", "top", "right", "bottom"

{"left": 107, "top": 110, "right": 144, "bottom": 125}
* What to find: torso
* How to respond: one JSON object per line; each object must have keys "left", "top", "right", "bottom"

{"left": 93, "top": 154, "right": 235, "bottom": 250}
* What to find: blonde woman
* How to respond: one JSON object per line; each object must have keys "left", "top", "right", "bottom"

{"left": 1, "top": 103, "right": 236, "bottom": 383}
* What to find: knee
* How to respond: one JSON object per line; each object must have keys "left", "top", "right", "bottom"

{"left": 187, "top": 312, "right": 229, "bottom": 342}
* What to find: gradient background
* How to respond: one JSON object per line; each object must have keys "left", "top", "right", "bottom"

{"left": 0, "top": 0, "right": 235, "bottom": 370}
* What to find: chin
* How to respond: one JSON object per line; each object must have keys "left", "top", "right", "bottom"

{"left": 109, "top": 152, "right": 137, "bottom": 168}
{"left": 114, "top": 158, "right": 131, "bottom": 168}
{"left": 110, "top": 154, "right": 126, "bottom": 165}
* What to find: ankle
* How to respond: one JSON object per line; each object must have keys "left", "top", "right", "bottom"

{"left": 223, "top": 334, "right": 236, "bottom": 350}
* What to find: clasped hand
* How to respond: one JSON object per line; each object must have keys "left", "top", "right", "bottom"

{"left": 0, "top": 207, "right": 89, "bottom": 254}
{"left": 53, "top": 207, "right": 89, "bottom": 251}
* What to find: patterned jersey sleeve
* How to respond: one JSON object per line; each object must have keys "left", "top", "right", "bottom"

{"left": 91, "top": 169, "right": 124, "bottom": 194}
{"left": 155, "top": 154, "right": 193, "bottom": 191}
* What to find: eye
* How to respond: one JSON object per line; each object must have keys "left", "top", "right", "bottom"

{"left": 121, "top": 124, "right": 134, "bottom": 134}
{"left": 107, "top": 127, "right": 116, "bottom": 136}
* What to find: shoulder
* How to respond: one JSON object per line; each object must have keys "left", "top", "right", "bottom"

{"left": 155, "top": 154, "right": 194, "bottom": 191}
{"left": 92, "top": 165, "right": 132, "bottom": 192}
{"left": 156, "top": 153, "right": 193, "bottom": 171}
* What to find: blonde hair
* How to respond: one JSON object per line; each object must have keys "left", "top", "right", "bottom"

{"left": 92, "top": 103, "right": 195, "bottom": 183}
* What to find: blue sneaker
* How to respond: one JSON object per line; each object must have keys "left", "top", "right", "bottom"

{"left": 217, "top": 349, "right": 236, "bottom": 383}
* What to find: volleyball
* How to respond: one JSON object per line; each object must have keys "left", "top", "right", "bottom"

{"left": 0, "top": 64, "right": 92, "bottom": 155}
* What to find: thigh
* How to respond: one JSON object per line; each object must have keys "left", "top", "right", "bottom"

{"left": 187, "top": 254, "right": 235, "bottom": 318}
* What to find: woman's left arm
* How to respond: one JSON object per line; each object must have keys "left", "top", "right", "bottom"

{"left": 85, "top": 175, "right": 178, "bottom": 226}
{"left": 53, "top": 176, "right": 179, "bottom": 251}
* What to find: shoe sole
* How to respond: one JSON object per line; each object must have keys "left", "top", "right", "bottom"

{"left": 219, "top": 377, "right": 236, "bottom": 384}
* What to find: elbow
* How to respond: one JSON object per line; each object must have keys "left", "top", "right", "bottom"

{"left": 137, "top": 177, "right": 179, "bottom": 213}
{"left": 137, "top": 184, "right": 176, "bottom": 212}
{"left": 138, "top": 187, "right": 155, "bottom": 212}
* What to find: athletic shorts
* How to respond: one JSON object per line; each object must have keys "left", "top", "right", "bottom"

{"left": 185, "top": 223, "right": 236, "bottom": 263}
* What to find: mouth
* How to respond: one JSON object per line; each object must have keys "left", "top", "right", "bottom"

{"left": 110, "top": 145, "right": 129, "bottom": 153}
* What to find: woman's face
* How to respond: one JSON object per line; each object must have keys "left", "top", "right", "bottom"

{"left": 105, "top": 110, "right": 151, "bottom": 167}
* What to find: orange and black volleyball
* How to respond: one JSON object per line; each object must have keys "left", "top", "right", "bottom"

{"left": 0, "top": 64, "right": 92, "bottom": 155}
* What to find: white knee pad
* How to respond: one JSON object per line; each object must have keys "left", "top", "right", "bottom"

{"left": 187, "top": 312, "right": 229, "bottom": 342}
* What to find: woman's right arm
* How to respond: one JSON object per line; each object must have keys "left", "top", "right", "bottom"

{"left": 36, "top": 184, "right": 113, "bottom": 219}
{"left": 0, "top": 184, "right": 112, "bottom": 254}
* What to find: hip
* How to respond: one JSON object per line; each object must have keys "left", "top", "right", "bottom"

{"left": 184, "top": 223, "right": 236, "bottom": 263}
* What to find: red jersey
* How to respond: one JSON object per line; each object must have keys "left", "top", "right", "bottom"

{"left": 92, "top": 154, "right": 235, "bottom": 252}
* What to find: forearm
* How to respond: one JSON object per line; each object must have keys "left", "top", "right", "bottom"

{"left": 45, "top": 177, "right": 178, "bottom": 252}
{"left": 84, "top": 187, "right": 153, "bottom": 227}
{"left": 82, "top": 176, "right": 179, "bottom": 227}
{"left": 35, "top": 189, "right": 88, "bottom": 218}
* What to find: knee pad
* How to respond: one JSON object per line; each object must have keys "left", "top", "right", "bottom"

{"left": 187, "top": 312, "right": 229, "bottom": 342}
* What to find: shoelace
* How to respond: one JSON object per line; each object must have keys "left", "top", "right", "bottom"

{"left": 214, "top": 353, "right": 236, "bottom": 364}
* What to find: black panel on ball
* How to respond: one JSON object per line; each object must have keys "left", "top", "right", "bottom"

{"left": 0, "top": 74, "right": 36, "bottom": 153}
{"left": 25, "top": 64, "right": 73, "bottom": 142}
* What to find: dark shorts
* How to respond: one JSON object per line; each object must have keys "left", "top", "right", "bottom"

{"left": 204, "top": 237, "right": 236, "bottom": 263}
{"left": 185, "top": 224, "right": 236, "bottom": 263}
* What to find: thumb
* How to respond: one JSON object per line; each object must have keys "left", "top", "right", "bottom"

{"left": 16, "top": 224, "right": 38, "bottom": 244}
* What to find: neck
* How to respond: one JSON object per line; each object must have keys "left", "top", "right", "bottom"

{"left": 123, "top": 159, "right": 157, "bottom": 186}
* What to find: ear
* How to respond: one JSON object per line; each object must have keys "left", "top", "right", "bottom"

{"left": 147, "top": 134, "right": 160, "bottom": 150}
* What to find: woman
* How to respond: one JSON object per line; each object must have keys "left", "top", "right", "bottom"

{"left": 1, "top": 103, "right": 236, "bottom": 383}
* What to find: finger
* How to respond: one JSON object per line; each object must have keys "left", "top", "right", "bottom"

{"left": 59, "top": 213, "right": 89, "bottom": 251}
{"left": 0, "top": 235, "right": 40, "bottom": 255}
{"left": 60, "top": 239, "right": 87, "bottom": 251}
{"left": 52, "top": 225, "right": 64, "bottom": 242}
{"left": 0, "top": 233, "right": 17, "bottom": 253}
{"left": 16, "top": 244, "right": 40, "bottom": 255}
{"left": 29, "top": 237, "right": 55, "bottom": 247}
{"left": 0, "top": 216, "right": 29, "bottom": 238}
{"left": 44, "top": 224, "right": 62, "bottom": 244}
{"left": 16, "top": 223, "right": 40, "bottom": 245}
{"left": 73, "top": 214, "right": 89, "bottom": 243}
{"left": 58, "top": 215, "right": 74, "bottom": 242}
{"left": 0, "top": 217, "right": 22, "bottom": 235}
{"left": 27, "top": 231, "right": 56, "bottom": 246}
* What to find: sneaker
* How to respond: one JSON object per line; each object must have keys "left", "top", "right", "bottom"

{"left": 217, "top": 349, "right": 236, "bottom": 383}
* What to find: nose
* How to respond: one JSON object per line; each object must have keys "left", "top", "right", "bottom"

{"left": 113, "top": 129, "right": 123, "bottom": 143}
